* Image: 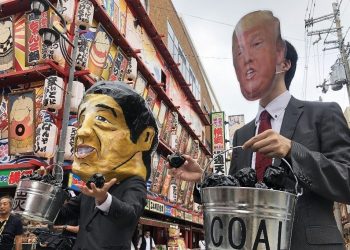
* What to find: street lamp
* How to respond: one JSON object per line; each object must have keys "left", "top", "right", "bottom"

{"left": 39, "top": 27, "right": 60, "bottom": 46}
{"left": 30, "top": 0, "right": 80, "bottom": 180}
{"left": 30, "top": 0, "right": 49, "bottom": 15}
{"left": 29, "top": 0, "right": 74, "bottom": 47}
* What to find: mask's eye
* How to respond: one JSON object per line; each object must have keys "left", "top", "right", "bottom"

{"left": 96, "top": 115, "right": 109, "bottom": 123}
{"left": 253, "top": 40, "right": 263, "bottom": 48}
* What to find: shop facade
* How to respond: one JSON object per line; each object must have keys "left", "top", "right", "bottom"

{"left": 0, "top": 0, "right": 219, "bottom": 248}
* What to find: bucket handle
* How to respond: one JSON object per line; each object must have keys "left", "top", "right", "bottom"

{"left": 48, "top": 164, "right": 64, "bottom": 184}
{"left": 201, "top": 146, "right": 303, "bottom": 197}
{"left": 280, "top": 158, "right": 303, "bottom": 197}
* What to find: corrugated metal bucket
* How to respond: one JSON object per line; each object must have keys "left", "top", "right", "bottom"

{"left": 12, "top": 179, "right": 68, "bottom": 224}
{"left": 202, "top": 186, "right": 298, "bottom": 250}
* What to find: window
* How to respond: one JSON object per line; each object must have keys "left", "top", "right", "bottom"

{"left": 167, "top": 22, "right": 201, "bottom": 102}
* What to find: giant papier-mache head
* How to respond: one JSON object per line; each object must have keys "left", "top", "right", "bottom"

{"left": 232, "top": 10, "right": 287, "bottom": 101}
{"left": 72, "top": 81, "right": 159, "bottom": 182}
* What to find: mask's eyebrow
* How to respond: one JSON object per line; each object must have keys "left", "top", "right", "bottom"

{"left": 78, "top": 107, "right": 86, "bottom": 121}
{"left": 96, "top": 103, "right": 117, "bottom": 117}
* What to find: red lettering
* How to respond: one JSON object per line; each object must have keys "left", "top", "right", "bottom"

{"left": 29, "top": 35, "right": 40, "bottom": 52}
{"left": 214, "top": 128, "right": 223, "bottom": 144}
{"left": 29, "top": 21, "right": 39, "bottom": 33}
{"left": 8, "top": 171, "right": 21, "bottom": 185}
{"left": 72, "top": 177, "right": 85, "bottom": 186}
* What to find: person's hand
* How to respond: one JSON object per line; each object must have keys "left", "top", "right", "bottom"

{"left": 243, "top": 129, "right": 291, "bottom": 158}
{"left": 52, "top": 225, "right": 66, "bottom": 232}
{"left": 77, "top": 178, "right": 117, "bottom": 204}
{"left": 166, "top": 154, "right": 203, "bottom": 182}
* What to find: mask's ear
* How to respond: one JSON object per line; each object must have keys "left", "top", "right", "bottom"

{"left": 281, "top": 59, "right": 291, "bottom": 72}
{"left": 136, "top": 127, "right": 155, "bottom": 151}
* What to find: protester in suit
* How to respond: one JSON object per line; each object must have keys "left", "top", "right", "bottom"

{"left": 168, "top": 11, "right": 350, "bottom": 250}
{"left": 58, "top": 81, "right": 159, "bottom": 250}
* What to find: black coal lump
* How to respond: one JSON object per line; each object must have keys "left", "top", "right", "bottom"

{"left": 201, "top": 174, "right": 240, "bottom": 188}
{"left": 41, "top": 174, "right": 55, "bottom": 184}
{"left": 255, "top": 182, "right": 268, "bottom": 189}
{"left": 29, "top": 172, "right": 43, "bottom": 181}
{"left": 263, "top": 164, "right": 286, "bottom": 190}
{"left": 86, "top": 173, "right": 106, "bottom": 189}
{"left": 234, "top": 167, "right": 257, "bottom": 187}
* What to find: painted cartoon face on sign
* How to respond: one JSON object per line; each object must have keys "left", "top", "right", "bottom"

{"left": 232, "top": 11, "right": 285, "bottom": 102}
{"left": 72, "top": 81, "right": 159, "bottom": 182}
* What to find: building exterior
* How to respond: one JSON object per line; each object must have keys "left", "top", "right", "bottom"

{"left": 0, "top": 0, "right": 219, "bottom": 248}
{"left": 340, "top": 106, "right": 350, "bottom": 249}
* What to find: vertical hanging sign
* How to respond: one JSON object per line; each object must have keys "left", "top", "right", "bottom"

{"left": 211, "top": 112, "right": 226, "bottom": 175}
{"left": 25, "top": 11, "right": 49, "bottom": 66}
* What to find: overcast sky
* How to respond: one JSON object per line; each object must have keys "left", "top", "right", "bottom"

{"left": 172, "top": 0, "right": 350, "bottom": 122}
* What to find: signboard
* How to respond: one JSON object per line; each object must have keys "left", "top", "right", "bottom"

{"left": 176, "top": 209, "right": 185, "bottom": 220}
{"left": 165, "top": 205, "right": 175, "bottom": 217}
{"left": 149, "top": 200, "right": 165, "bottom": 214}
{"left": 145, "top": 199, "right": 150, "bottom": 210}
{"left": 185, "top": 212, "right": 192, "bottom": 222}
{"left": 0, "top": 168, "right": 34, "bottom": 187}
{"left": 228, "top": 114, "right": 245, "bottom": 146}
{"left": 25, "top": 11, "right": 49, "bottom": 66}
{"left": 211, "top": 112, "right": 226, "bottom": 175}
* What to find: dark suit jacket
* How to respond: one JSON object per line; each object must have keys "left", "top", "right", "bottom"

{"left": 59, "top": 176, "right": 146, "bottom": 250}
{"left": 229, "top": 97, "right": 350, "bottom": 249}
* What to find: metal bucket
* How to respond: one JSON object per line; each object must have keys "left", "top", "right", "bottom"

{"left": 202, "top": 187, "right": 298, "bottom": 250}
{"left": 12, "top": 180, "right": 68, "bottom": 224}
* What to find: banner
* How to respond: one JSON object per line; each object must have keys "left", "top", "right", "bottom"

{"left": 228, "top": 114, "right": 245, "bottom": 146}
{"left": 211, "top": 112, "right": 226, "bottom": 175}
{"left": 8, "top": 90, "right": 36, "bottom": 155}
{"left": 88, "top": 24, "right": 113, "bottom": 80}
{"left": 0, "top": 16, "right": 14, "bottom": 72}
{"left": 0, "top": 168, "right": 34, "bottom": 187}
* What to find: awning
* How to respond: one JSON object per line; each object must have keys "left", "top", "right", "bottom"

{"left": 139, "top": 217, "right": 178, "bottom": 228}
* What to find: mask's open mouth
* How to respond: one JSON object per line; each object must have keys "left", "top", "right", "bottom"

{"left": 75, "top": 145, "right": 96, "bottom": 159}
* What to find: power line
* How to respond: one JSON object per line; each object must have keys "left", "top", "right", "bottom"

{"left": 324, "top": 0, "right": 343, "bottom": 43}
{"left": 152, "top": 5, "right": 234, "bottom": 27}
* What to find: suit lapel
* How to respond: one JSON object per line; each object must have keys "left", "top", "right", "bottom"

{"left": 85, "top": 198, "right": 99, "bottom": 227}
{"left": 280, "top": 97, "right": 304, "bottom": 139}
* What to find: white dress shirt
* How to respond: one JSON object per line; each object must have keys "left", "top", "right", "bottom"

{"left": 251, "top": 91, "right": 291, "bottom": 169}
{"left": 96, "top": 193, "right": 112, "bottom": 213}
{"left": 137, "top": 236, "right": 155, "bottom": 250}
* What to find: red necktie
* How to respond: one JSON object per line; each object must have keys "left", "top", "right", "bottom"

{"left": 255, "top": 110, "right": 272, "bottom": 181}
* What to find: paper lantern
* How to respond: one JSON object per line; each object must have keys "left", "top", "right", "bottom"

{"left": 76, "top": 0, "right": 94, "bottom": 30}
{"left": 57, "top": 0, "right": 76, "bottom": 24}
{"left": 75, "top": 35, "right": 89, "bottom": 70}
{"left": 43, "top": 76, "right": 64, "bottom": 110}
{"left": 64, "top": 126, "right": 77, "bottom": 160}
{"left": 124, "top": 57, "right": 137, "bottom": 82}
{"left": 168, "top": 177, "right": 177, "bottom": 203}
{"left": 34, "top": 122, "right": 58, "bottom": 158}
{"left": 71, "top": 81, "right": 85, "bottom": 112}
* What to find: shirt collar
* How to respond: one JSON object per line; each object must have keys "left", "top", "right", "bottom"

{"left": 255, "top": 91, "right": 291, "bottom": 125}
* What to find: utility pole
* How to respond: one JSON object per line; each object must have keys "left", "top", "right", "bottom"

{"left": 333, "top": 2, "right": 350, "bottom": 104}
{"left": 305, "top": 1, "right": 350, "bottom": 104}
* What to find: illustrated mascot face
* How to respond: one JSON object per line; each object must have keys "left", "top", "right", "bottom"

{"left": 72, "top": 81, "right": 159, "bottom": 182}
